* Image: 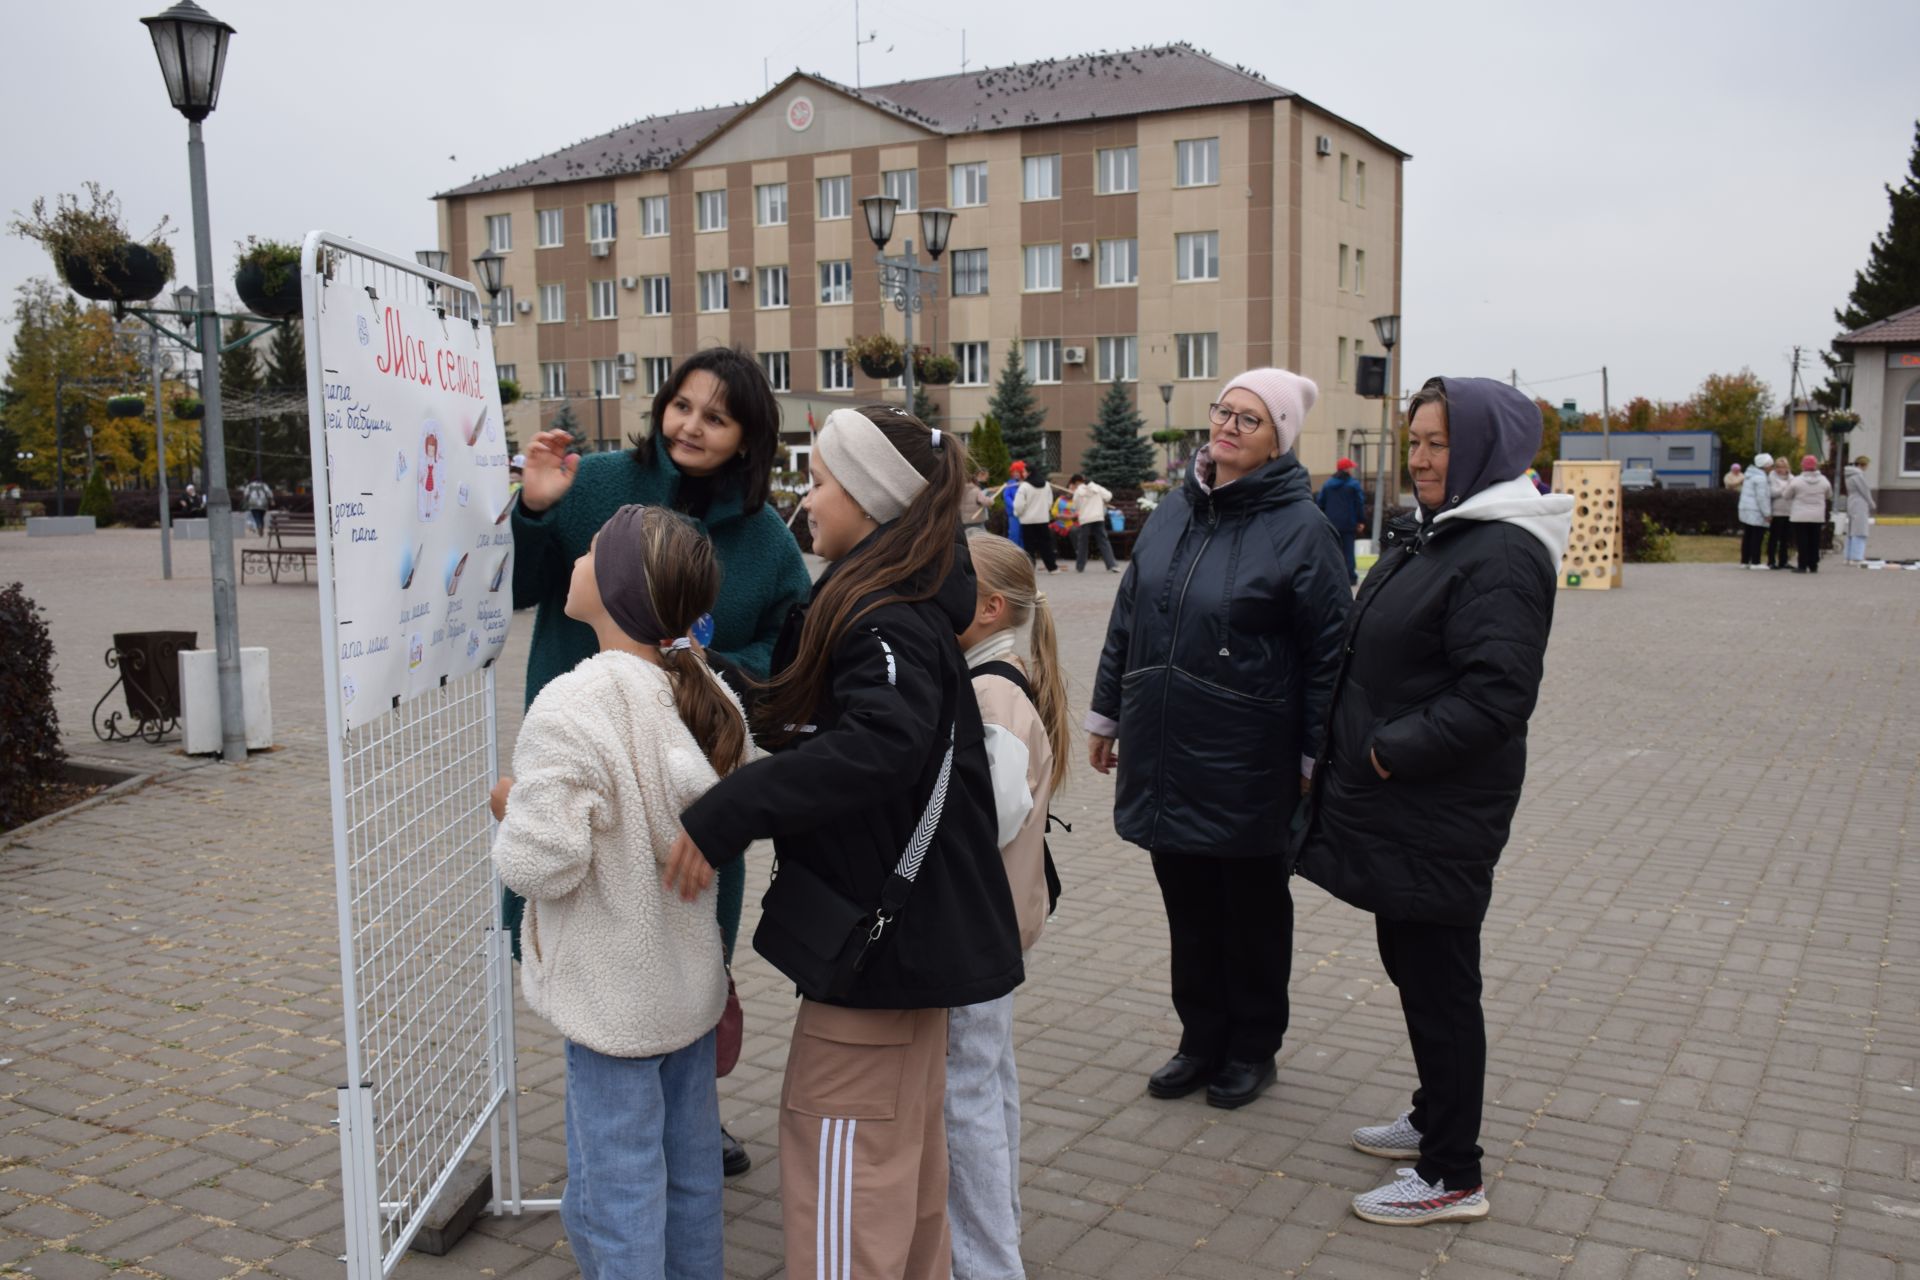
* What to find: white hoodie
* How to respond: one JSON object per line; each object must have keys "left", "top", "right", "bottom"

{"left": 1425, "top": 476, "right": 1575, "bottom": 571}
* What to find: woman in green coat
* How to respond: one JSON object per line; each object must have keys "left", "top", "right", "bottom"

{"left": 507, "top": 346, "right": 811, "bottom": 1174}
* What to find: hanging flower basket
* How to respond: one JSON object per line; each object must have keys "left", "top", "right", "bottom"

{"left": 916, "top": 352, "right": 959, "bottom": 385}
{"left": 12, "top": 185, "right": 175, "bottom": 304}
{"left": 172, "top": 397, "right": 204, "bottom": 420}
{"left": 234, "top": 238, "right": 303, "bottom": 317}
{"left": 107, "top": 395, "right": 146, "bottom": 419}
{"left": 497, "top": 379, "right": 522, "bottom": 406}
{"left": 850, "top": 332, "right": 906, "bottom": 380}
{"left": 61, "top": 243, "right": 172, "bottom": 303}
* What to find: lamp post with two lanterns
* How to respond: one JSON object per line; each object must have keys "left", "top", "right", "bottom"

{"left": 1368, "top": 313, "right": 1400, "bottom": 552}
{"left": 857, "top": 196, "right": 955, "bottom": 411}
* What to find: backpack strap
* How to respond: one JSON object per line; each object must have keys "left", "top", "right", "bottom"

{"left": 969, "top": 659, "right": 1031, "bottom": 700}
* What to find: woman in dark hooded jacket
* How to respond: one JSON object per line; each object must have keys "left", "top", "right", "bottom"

{"left": 1297, "top": 376, "right": 1573, "bottom": 1227}
{"left": 1087, "top": 367, "right": 1351, "bottom": 1111}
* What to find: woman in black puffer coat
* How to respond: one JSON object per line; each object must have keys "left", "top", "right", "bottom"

{"left": 1297, "top": 376, "right": 1572, "bottom": 1228}
{"left": 1087, "top": 367, "right": 1351, "bottom": 1111}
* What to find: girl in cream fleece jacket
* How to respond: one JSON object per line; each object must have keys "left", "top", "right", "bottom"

{"left": 490, "top": 504, "right": 753, "bottom": 1280}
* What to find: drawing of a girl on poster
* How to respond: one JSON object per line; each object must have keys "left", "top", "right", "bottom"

{"left": 418, "top": 423, "right": 443, "bottom": 522}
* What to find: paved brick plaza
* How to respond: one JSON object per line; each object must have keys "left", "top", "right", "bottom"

{"left": 3, "top": 524, "right": 1918, "bottom": 1279}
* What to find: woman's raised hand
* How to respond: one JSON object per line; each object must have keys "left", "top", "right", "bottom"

{"left": 518, "top": 429, "right": 581, "bottom": 513}
{"left": 1088, "top": 733, "right": 1118, "bottom": 775}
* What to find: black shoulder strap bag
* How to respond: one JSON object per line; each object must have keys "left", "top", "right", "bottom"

{"left": 970, "top": 659, "right": 1066, "bottom": 915}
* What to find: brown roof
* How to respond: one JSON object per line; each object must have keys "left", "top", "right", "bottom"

{"left": 1836, "top": 303, "right": 1920, "bottom": 346}
{"left": 440, "top": 43, "right": 1404, "bottom": 199}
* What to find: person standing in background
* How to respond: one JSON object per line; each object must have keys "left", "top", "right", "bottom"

{"left": 1737, "top": 453, "right": 1774, "bottom": 569}
{"left": 1844, "top": 456, "right": 1876, "bottom": 563}
{"left": 1723, "top": 461, "right": 1744, "bottom": 490}
{"left": 242, "top": 477, "right": 272, "bottom": 537}
{"left": 960, "top": 467, "right": 993, "bottom": 532}
{"left": 1316, "top": 458, "right": 1367, "bottom": 586}
{"left": 1787, "top": 454, "right": 1832, "bottom": 573}
{"left": 1068, "top": 473, "right": 1119, "bottom": 573}
{"left": 1013, "top": 468, "right": 1060, "bottom": 573}
{"left": 1766, "top": 455, "right": 1794, "bottom": 570}
{"left": 1001, "top": 463, "right": 1027, "bottom": 549}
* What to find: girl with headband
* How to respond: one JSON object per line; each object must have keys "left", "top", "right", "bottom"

{"left": 490, "top": 505, "right": 754, "bottom": 1277}
{"left": 663, "top": 405, "right": 1024, "bottom": 1279}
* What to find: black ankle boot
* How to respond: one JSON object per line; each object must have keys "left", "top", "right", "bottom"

{"left": 1147, "top": 1053, "right": 1220, "bottom": 1099}
{"left": 1205, "top": 1058, "right": 1276, "bottom": 1109}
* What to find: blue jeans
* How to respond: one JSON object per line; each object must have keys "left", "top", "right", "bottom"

{"left": 1846, "top": 534, "right": 1868, "bottom": 561}
{"left": 563, "top": 1031, "right": 723, "bottom": 1280}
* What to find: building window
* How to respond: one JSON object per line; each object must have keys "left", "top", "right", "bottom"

{"left": 1354, "top": 248, "right": 1366, "bottom": 296}
{"left": 538, "top": 282, "right": 564, "bottom": 323}
{"left": 644, "top": 356, "right": 672, "bottom": 394}
{"left": 642, "top": 274, "right": 670, "bottom": 316}
{"left": 817, "top": 175, "right": 851, "bottom": 220}
{"left": 697, "top": 270, "right": 729, "bottom": 312}
{"left": 1097, "top": 336, "right": 1137, "bottom": 383}
{"left": 588, "top": 201, "right": 617, "bottom": 243}
{"left": 1043, "top": 431, "right": 1062, "bottom": 473}
{"left": 821, "top": 348, "right": 853, "bottom": 391}
{"left": 492, "top": 286, "right": 515, "bottom": 326}
{"left": 819, "top": 259, "right": 852, "bottom": 305}
{"left": 954, "top": 341, "right": 990, "bottom": 386}
{"left": 1022, "top": 244, "right": 1061, "bottom": 292}
{"left": 1175, "top": 137, "right": 1219, "bottom": 188}
{"left": 1338, "top": 336, "right": 1350, "bottom": 383}
{"left": 1338, "top": 243, "right": 1350, "bottom": 291}
{"left": 951, "top": 248, "right": 988, "bottom": 296}
{"left": 757, "top": 265, "right": 789, "bottom": 309}
{"left": 641, "top": 195, "right": 670, "bottom": 237}
{"left": 1175, "top": 232, "right": 1220, "bottom": 282}
{"left": 497, "top": 363, "right": 517, "bottom": 388}
{"left": 756, "top": 183, "right": 788, "bottom": 226}
{"left": 1097, "top": 146, "right": 1138, "bottom": 195}
{"left": 760, "top": 350, "right": 790, "bottom": 392}
{"left": 1356, "top": 159, "right": 1367, "bottom": 206}
{"left": 541, "top": 361, "right": 566, "bottom": 398}
{"left": 1022, "top": 154, "right": 1061, "bottom": 201}
{"left": 1097, "top": 238, "right": 1138, "bottom": 287}
{"left": 1175, "top": 332, "right": 1217, "bottom": 380}
{"left": 696, "top": 190, "right": 727, "bottom": 233}
{"left": 1023, "top": 338, "right": 1062, "bottom": 385}
{"left": 951, "top": 162, "right": 988, "bottom": 208}
{"left": 485, "top": 214, "right": 512, "bottom": 253}
{"left": 537, "top": 208, "right": 564, "bottom": 248}
{"left": 1904, "top": 381, "right": 1920, "bottom": 474}
{"left": 589, "top": 279, "right": 617, "bottom": 319}
{"left": 591, "top": 359, "right": 619, "bottom": 399}
{"left": 882, "top": 168, "right": 917, "bottom": 211}
{"left": 1340, "top": 153, "right": 1351, "bottom": 201}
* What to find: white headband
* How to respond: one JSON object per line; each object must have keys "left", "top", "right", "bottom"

{"left": 816, "top": 408, "right": 928, "bottom": 524}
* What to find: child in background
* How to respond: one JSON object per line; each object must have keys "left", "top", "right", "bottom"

{"left": 946, "top": 533, "right": 1070, "bottom": 1279}
{"left": 490, "top": 504, "right": 751, "bottom": 1279}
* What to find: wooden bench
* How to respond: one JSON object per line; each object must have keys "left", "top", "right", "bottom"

{"left": 242, "top": 512, "right": 318, "bottom": 584}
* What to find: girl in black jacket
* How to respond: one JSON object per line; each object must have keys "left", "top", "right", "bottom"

{"left": 1298, "top": 376, "right": 1573, "bottom": 1227}
{"left": 665, "top": 406, "right": 1022, "bottom": 1280}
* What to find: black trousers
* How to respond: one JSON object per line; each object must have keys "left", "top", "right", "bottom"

{"left": 1020, "top": 523, "right": 1058, "bottom": 571}
{"left": 1377, "top": 916, "right": 1485, "bottom": 1189}
{"left": 1072, "top": 521, "right": 1117, "bottom": 571}
{"left": 1740, "top": 525, "right": 1766, "bottom": 565}
{"left": 1794, "top": 522, "right": 1821, "bottom": 571}
{"left": 1767, "top": 516, "right": 1792, "bottom": 567}
{"left": 1150, "top": 852, "right": 1292, "bottom": 1063}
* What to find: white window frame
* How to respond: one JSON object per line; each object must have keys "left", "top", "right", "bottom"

{"left": 1356, "top": 159, "right": 1368, "bottom": 207}
{"left": 640, "top": 195, "right": 670, "bottom": 238}
{"left": 538, "top": 282, "right": 564, "bottom": 323}
{"left": 1022, "top": 243, "right": 1062, "bottom": 293}
{"left": 1175, "top": 232, "right": 1220, "bottom": 283}
{"left": 696, "top": 190, "right": 728, "bottom": 233}
{"left": 589, "top": 279, "right": 617, "bottom": 320}
{"left": 1338, "top": 336, "right": 1350, "bottom": 384}
{"left": 819, "top": 260, "right": 853, "bottom": 305}
{"left": 588, "top": 201, "right": 617, "bottom": 243}
{"left": 1096, "top": 238, "right": 1138, "bottom": 288}
{"left": 1339, "top": 243, "right": 1350, "bottom": 292}
{"left": 1096, "top": 336, "right": 1138, "bottom": 383}
{"left": 536, "top": 208, "right": 564, "bottom": 248}
{"left": 485, "top": 213, "right": 512, "bottom": 253}
{"left": 1175, "top": 137, "right": 1220, "bottom": 188}
{"left": 492, "top": 285, "right": 515, "bottom": 326}
{"left": 696, "top": 270, "right": 729, "bottom": 313}
{"left": 642, "top": 274, "right": 670, "bottom": 316}
{"left": 1096, "top": 146, "right": 1138, "bottom": 195}
{"left": 497, "top": 362, "right": 517, "bottom": 385}
{"left": 882, "top": 169, "right": 918, "bottom": 212}
{"left": 591, "top": 358, "right": 619, "bottom": 399}
{"left": 1175, "top": 332, "right": 1218, "bottom": 381}
{"left": 1340, "top": 153, "right": 1351, "bottom": 201}
{"left": 541, "top": 361, "right": 566, "bottom": 399}
{"left": 818, "top": 175, "right": 851, "bottom": 221}
{"left": 644, "top": 356, "right": 672, "bottom": 395}
{"left": 757, "top": 265, "right": 790, "bottom": 310}
{"left": 755, "top": 183, "right": 789, "bottom": 227}
{"left": 1022, "top": 154, "right": 1061, "bottom": 202}
{"left": 821, "top": 348, "right": 853, "bottom": 392}
{"left": 1023, "top": 338, "right": 1062, "bottom": 385}
{"left": 951, "top": 248, "right": 988, "bottom": 296}
{"left": 954, "top": 341, "right": 990, "bottom": 386}
{"left": 951, "top": 162, "right": 988, "bottom": 208}
{"left": 1903, "top": 382, "right": 1920, "bottom": 476}
{"left": 1354, "top": 247, "right": 1366, "bottom": 296}
{"left": 760, "top": 350, "right": 790, "bottom": 392}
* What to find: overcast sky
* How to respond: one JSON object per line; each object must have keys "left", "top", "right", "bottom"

{"left": 5, "top": 0, "right": 1915, "bottom": 411}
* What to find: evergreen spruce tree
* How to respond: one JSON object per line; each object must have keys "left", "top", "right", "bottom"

{"left": 968, "top": 413, "right": 1010, "bottom": 482}
{"left": 550, "top": 402, "right": 588, "bottom": 454}
{"left": 78, "top": 465, "right": 115, "bottom": 526}
{"left": 987, "top": 339, "right": 1046, "bottom": 474}
{"left": 1821, "top": 118, "right": 1920, "bottom": 402}
{"left": 216, "top": 317, "right": 262, "bottom": 491}
{"left": 1081, "top": 378, "right": 1156, "bottom": 490}
{"left": 912, "top": 380, "right": 938, "bottom": 428}
{"left": 260, "top": 318, "right": 310, "bottom": 489}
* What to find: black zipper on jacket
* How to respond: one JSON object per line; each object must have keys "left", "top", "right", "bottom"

{"left": 1308, "top": 522, "right": 1418, "bottom": 791}
{"left": 1148, "top": 497, "right": 1217, "bottom": 850}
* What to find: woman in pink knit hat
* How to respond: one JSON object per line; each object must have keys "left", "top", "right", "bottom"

{"left": 1786, "top": 454, "right": 1833, "bottom": 572}
{"left": 1086, "top": 367, "right": 1352, "bottom": 1110}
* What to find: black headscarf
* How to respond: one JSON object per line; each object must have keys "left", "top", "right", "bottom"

{"left": 1429, "top": 377, "right": 1544, "bottom": 510}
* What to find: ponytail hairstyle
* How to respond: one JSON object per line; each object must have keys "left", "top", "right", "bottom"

{"left": 758, "top": 405, "right": 965, "bottom": 742}
{"left": 964, "top": 534, "right": 1071, "bottom": 793}
{"left": 629, "top": 507, "right": 748, "bottom": 775}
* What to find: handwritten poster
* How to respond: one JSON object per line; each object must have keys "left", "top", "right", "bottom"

{"left": 311, "top": 266, "right": 511, "bottom": 731}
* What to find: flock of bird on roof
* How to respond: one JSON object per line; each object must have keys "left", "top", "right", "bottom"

{"left": 456, "top": 42, "right": 1277, "bottom": 194}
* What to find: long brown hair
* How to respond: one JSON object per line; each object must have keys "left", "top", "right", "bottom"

{"left": 757, "top": 405, "right": 965, "bottom": 742}
{"left": 628, "top": 507, "right": 748, "bottom": 775}
{"left": 965, "top": 534, "right": 1071, "bottom": 793}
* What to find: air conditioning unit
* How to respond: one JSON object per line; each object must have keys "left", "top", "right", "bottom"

{"left": 589, "top": 240, "right": 612, "bottom": 258}
{"left": 618, "top": 367, "right": 637, "bottom": 382}
{"left": 619, "top": 275, "right": 638, "bottom": 289}
{"left": 1069, "top": 242, "right": 1092, "bottom": 261}
{"left": 1062, "top": 346, "right": 1087, "bottom": 365}
{"left": 614, "top": 352, "right": 637, "bottom": 367}
{"left": 515, "top": 299, "right": 533, "bottom": 314}
{"left": 729, "top": 266, "right": 751, "bottom": 283}
{"left": 1315, "top": 134, "right": 1333, "bottom": 157}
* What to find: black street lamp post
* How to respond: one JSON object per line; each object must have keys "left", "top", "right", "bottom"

{"left": 1369, "top": 314, "right": 1400, "bottom": 551}
{"left": 860, "top": 196, "right": 954, "bottom": 409}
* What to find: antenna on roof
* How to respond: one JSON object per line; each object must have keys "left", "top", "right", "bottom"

{"left": 853, "top": 0, "right": 878, "bottom": 89}
{"left": 961, "top": 28, "right": 969, "bottom": 75}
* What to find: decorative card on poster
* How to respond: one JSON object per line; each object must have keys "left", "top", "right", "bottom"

{"left": 314, "top": 277, "right": 511, "bottom": 731}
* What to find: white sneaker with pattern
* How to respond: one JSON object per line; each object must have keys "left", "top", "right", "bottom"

{"left": 1351, "top": 1167, "right": 1489, "bottom": 1226}
{"left": 1351, "top": 1110, "right": 1422, "bottom": 1159}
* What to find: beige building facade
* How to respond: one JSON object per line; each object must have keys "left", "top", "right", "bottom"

{"left": 435, "top": 46, "right": 1406, "bottom": 482}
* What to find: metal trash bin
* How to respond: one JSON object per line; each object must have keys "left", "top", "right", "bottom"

{"left": 93, "top": 630, "right": 197, "bottom": 743}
